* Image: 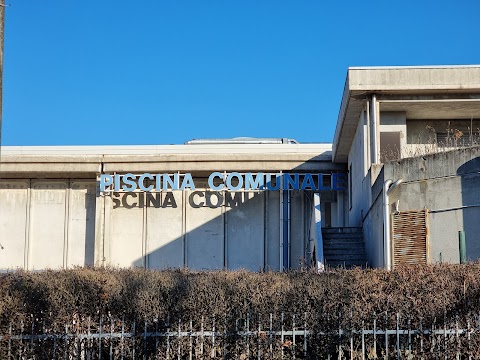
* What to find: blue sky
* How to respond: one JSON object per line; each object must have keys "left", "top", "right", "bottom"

{"left": 3, "top": 1, "right": 480, "bottom": 145}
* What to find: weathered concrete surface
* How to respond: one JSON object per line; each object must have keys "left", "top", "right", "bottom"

{"left": 1, "top": 144, "right": 344, "bottom": 175}
{"left": 333, "top": 66, "right": 480, "bottom": 162}
{"left": 383, "top": 146, "right": 480, "bottom": 264}
{"left": 385, "top": 146, "right": 480, "bottom": 182}
{"left": 0, "top": 180, "right": 96, "bottom": 270}
{"left": 348, "top": 66, "right": 480, "bottom": 91}
{"left": 0, "top": 180, "right": 320, "bottom": 271}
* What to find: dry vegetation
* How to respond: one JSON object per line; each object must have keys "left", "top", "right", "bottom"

{"left": 1, "top": 264, "right": 480, "bottom": 330}
{"left": 1, "top": 264, "right": 480, "bottom": 358}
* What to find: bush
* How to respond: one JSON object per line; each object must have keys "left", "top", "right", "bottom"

{"left": 1, "top": 263, "right": 480, "bottom": 330}
{"left": 2, "top": 264, "right": 480, "bottom": 358}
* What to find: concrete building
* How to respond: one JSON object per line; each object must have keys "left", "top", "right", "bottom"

{"left": 336, "top": 65, "right": 480, "bottom": 268}
{"left": 1, "top": 65, "right": 480, "bottom": 271}
{"left": 0, "top": 142, "right": 347, "bottom": 271}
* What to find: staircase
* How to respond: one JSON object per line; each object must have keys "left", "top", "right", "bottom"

{"left": 322, "top": 227, "right": 367, "bottom": 268}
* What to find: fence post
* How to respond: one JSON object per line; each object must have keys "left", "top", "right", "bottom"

{"left": 443, "top": 312, "right": 447, "bottom": 360}
{"left": 455, "top": 319, "right": 460, "bottom": 360}
{"left": 362, "top": 321, "right": 365, "bottom": 360}
{"left": 258, "top": 315, "right": 262, "bottom": 360}
{"left": 467, "top": 320, "right": 471, "bottom": 360}
{"left": 155, "top": 317, "right": 159, "bottom": 357}
{"left": 211, "top": 317, "right": 215, "bottom": 359}
{"left": 270, "top": 313, "right": 273, "bottom": 356}
{"left": 281, "top": 312, "right": 284, "bottom": 360}
{"left": 338, "top": 320, "right": 343, "bottom": 360}
{"left": 65, "top": 324, "right": 69, "bottom": 360}
{"left": 88, "top": 316, "right": 92, "bottom": 359}
{"left": 178, "top": 320, "right": 181, "bottom": 360}
{"left": 396, "top": 313, "right": 400, "bottom": 360}
{"left": 190, "top": 319, "right": 193, "bottom": 360}
{"left": 408, "top": 319, "right": 411, "bottom": 354}
{"left": 110, "top": 318, "right": 114, "bottom": 360}
{"left": 121, "top": 316, "right": 124, "bottom": 360}
{"left": 223, "top": 314, "right": 227, "bottom": 360}
{"left": 53, "top": 322, "right": 57, "bottom": 358}
{"left": 419, "top": 319, "right": 423, "bottom": 353}
{"left": 385, "top": 312, "right": 388, "bottom": 360}
{"left": 350, "top": 311, "right": 353, "bottom": 360}
{"left": 98, "top": 316, "right": 102, "bottom": 360}
{"left": 143, "top": 320, "right": 147, "bottom": 360}
{"left": 293, "top": 314, "right": 296, "bottom": 360}
{"left": 30, "top": 315, "right": 34, "bottom": 354}
{"left": 132, "top": 320, "right": 136, "bottom": 360}
{"left": 200, "top": 316, "right": 204, "bottom": 355}
{"left": 304, "top": 313, "right": 307, "bottom": 359}
{"left": 8, "top": 322, "right": 11, "bottom": 359}
{"left": 166, "top": 322, "right": 170, "bottom": 360}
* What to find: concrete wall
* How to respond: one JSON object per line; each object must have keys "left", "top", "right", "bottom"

{"left": 0, "top": 144, "right": 346, "bottom": 271}
{"left": 1, "top": 178, "right": 321, "bottom": 271}
{"left": 0, "top": 180, "right": 96, "bottom": 270}
{"left": 101, "top": 187, "right": 309, "bottom": 271}
{"left": 384, "top": 146, "right": 480, "bottom": 263}
{"left": 362, "top": 168, "right": 385, "bottom": 268}
{"left": 347, "top": 110, "right": 371, "bottom": 226}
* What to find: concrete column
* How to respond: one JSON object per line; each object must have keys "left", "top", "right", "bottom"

{"left": 370, "top": 94, "right": 380, "bottom": 164}
{"left": 94, "top": 176, "right": 107, "bottom": 266}
{"left": 336, "top": 191, "right": 345, "bottom": 227}
{"left": 365, "top": 102, "right": 371, "bottom": 170}
{"left": 313, "top": 193, "right": 325, "bottom": 271}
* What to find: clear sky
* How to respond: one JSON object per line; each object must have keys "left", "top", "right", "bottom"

{"left": 3, "top": 1, "right": 480, "bottom": 145}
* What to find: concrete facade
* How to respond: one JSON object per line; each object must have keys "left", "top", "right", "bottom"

{"left": 337, "top": 65, "right": 480, "bottom": 268}
{"left": 0, "top": 143, "right": 346, "bottom": 271}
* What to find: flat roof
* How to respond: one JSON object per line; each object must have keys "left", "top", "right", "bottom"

{"left": 2, "top": 143, "right": 332, "bottom": 156}
{"left": 0, "top": 143, "right": 346, "bottom": 176}
{"left": 333, "top": 65, "right": 480, "bottom": 162}
{"left": 348, "top": 64, "right": 480, "bottom": 70}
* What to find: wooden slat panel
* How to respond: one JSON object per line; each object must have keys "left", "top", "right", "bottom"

{"left": 392, "top": 209, "right": 428, "bottom": 266}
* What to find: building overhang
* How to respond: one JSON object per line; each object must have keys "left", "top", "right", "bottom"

{"left": 0, "top": 143, "right": 346, "bottom": 178}
{"left": 333, "top": 65, "right": 480, "bottom": 163}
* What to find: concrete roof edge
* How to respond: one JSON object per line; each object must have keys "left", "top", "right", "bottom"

{"left": 1, "top": 143, "right": 333, "bottom": 156}
{"left": 348, "top": 65, "right": 480, "bottom": 70}
{"left": 332, "top": 70, "right": 351, "bottom": 163}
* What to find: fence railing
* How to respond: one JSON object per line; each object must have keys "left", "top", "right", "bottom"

{"left": 1, "top": 313, "right": 480, "bottom": 359}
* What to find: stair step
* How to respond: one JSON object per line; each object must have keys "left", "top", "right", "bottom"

{"left": 326, "top": 262, "right": 367, "bottom": 268}
{"left": 322, "top": 227, "right": 367, "bottom": 267}
{"left": 323, "top": 246, "right": 365, "bottom": 254}
{"left": 325, "top": 254, "right": 367, "bottom": 260}
{"left": 323, "top": 239, "right": 364, "bottom": 246}
{"left": 323, "top": 240, "right": 365, "bottom": 245}
{"left": 325, "top": 260, "right": 367, "bottom": 266}
{"left": 322, "top": 233, "right": 364, "bottom": 239}
{"left": 322, "top": 227, "right": 362, "bottom": 232}
{"left": 322, "top": 227, "right": 362, "bottom": 234}
{"left": 325, "top": 256, "right": 366, "bottom": 260}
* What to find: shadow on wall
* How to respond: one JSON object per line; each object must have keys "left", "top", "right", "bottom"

{"left": 126, "top": 189, "right": 286, "bottom": 271}
{"left": 0, "top": 159, "right": 346, "bottom": 271}
{"left": 109, "top": 171, "right": 344, "bottom": 271}
{"left": 457, "top": 157, "right": 480, "bottom": 261}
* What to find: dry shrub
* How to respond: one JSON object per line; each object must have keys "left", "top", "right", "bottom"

{"left": 3, "top": 264, "right": 480, "bottom": 358}
{"left": 1, "top": 263, "right": 480, "bottom": 331}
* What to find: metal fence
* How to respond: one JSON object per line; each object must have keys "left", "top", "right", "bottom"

{"left": 1, "top": 313, "right": 479, "bottom": 359}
